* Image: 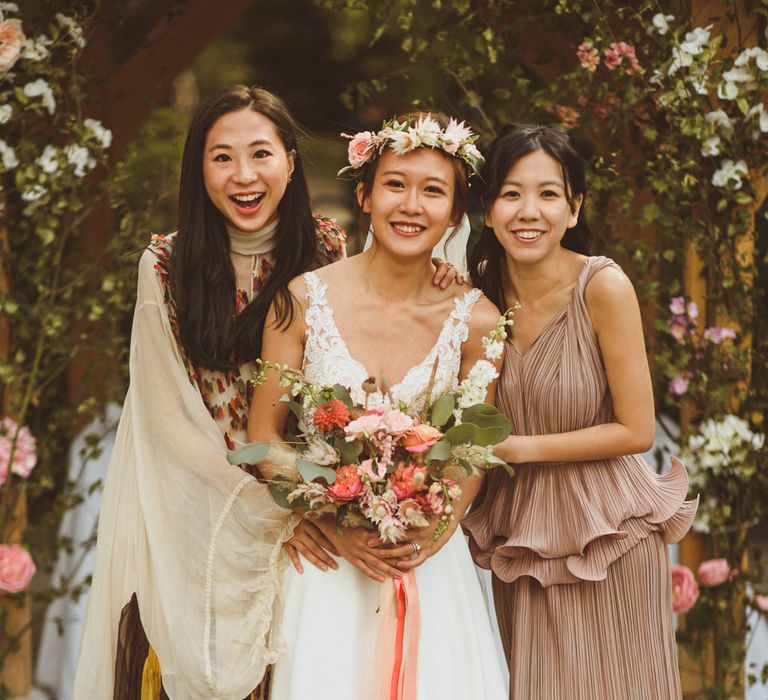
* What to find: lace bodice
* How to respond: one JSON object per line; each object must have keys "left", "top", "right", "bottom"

{"left": 302, "top": 271, "right": 482, "bottom": 412}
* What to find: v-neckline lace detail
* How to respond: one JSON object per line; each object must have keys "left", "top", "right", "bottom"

{"left": 302, "top": 271, "right": 482, "bottom": 410}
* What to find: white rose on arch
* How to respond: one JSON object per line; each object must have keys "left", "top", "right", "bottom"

{"left": 711, "top": 159, "right": 748, "bottom": 190}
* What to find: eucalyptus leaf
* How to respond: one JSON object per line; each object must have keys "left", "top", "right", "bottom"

{"left": 424, "top": 438, "right": 452, "bottom": 463}
{"left": 296, "top": 458, "right": 337, "bottom": 484}
{"left": 268, "top": 477, "right": 298, "bottom": 510}
{"left": 335, "top": 435, "right": 363, "bottom": 464}
{"left": 332, "top": 383, "right": 354, "bottom": 409}
{"left": 430, "top": 393, "right": 456, "bottom": 427}
{"left": 227, "top": 442, "right": 270, "bottom": 466}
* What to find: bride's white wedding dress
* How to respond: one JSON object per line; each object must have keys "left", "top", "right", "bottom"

{"left": 269, "top": 272, "right": 507, "bottom": 700}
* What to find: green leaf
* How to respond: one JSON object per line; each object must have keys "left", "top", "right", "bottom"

{"left": 335, "top": 504, "right": 349, "bottom": 534}
{"left": 430, "top": 393, "right": 456, "bottom": 427}
{"left": 331, "top": 383, "right": 354, "bottom": 410}
{"left": 642, "top": 203, "right": 660, "bottom": 223}
{"left": 334, "top": 435, "right": 363, "bottom": 464}
{"left": 227, "top": 442, "right": 270, "bottom": 466}
{"left": 268, "top": 477, "right": 298, "bottom": 510}
{"left": 280, "top": 395, "right": 304, "bottom": 422}
{"left": 445, "top": 404, "right": 512, "bottom": 446}
{"left": 424, "top": 438, "right": 452, "bottom": 463}
{"left": 296, "top": 457, "right": 337, "bottom": 484}
{"left": 501, "top": 462, "right": 516, "bottom": 478}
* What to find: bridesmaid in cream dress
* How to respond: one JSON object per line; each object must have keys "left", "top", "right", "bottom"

{"left": 249, "top": 114, "right": 508, "bottom": 700}
{"left": 463, "top": 124, "right": 697, "bottom": 700}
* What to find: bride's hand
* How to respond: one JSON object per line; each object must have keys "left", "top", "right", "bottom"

{"left": 284, "top": 518, "right": 340, "bottom": 574}
{"left": 368, "top": 517, "right": 457, "bottom": 571}
{"left": 313, "top": 516, "right": 405, "bottom": 583}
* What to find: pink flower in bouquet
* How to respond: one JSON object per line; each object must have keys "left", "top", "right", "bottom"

{"left": 0, "top": 417, "right": 37, "bottom": 486}
{"left": 389, "top": 463, "right": 428, "bottom": 500}
{"left": 577, "top": 42, "right": 600, "bottom": 72}
{"left": 313, "top": 399, "right": 351, "bottom": 432}
{"left": 402, "top": 424, "right": 443, "bottom": 453}
{"left": 398, "top": 498, "right": 429, "bottom": 528}
{"left": 0, "top": 544, "right": 36, "bottom": 593}
{"left": 698, "top": 558, "right": 734, "bottom": 587}
{"left": 427, "top": 482, "right": 446, "bottom": 515}
{"left": 345, "top": 410, "right": 386, "bottom": 438}
{"left": 344, "top": 131, "right": 374, "bottom": 168}
{"left": 670, "top": 564, "right": 699, "bottom": 614}
{"left": 0, "top": 19, "right": 25, "bottom": 73}
{"left": 382, "top": 408, "right": 415, "bottom": 435}
{"left": 444, "top": 478, "right": 461, "bottom": 501}
{"left": 359, "top": 458, "right": 386, "bottom": 483}
{"left": 327, "top": 464, "right": 363, "bottom": 503}
{"left": 753, "top": 595, "right": 768, "bottom": 612}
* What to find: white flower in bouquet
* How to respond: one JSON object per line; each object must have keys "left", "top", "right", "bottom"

{"left": 302, "top": 436, "right": 339, "bottom": 466}
{"left": 456, "top": 359, "right": 498, "bottom": 409}
{"left": 21, "top": 34, "right": 50, "bottom": 62}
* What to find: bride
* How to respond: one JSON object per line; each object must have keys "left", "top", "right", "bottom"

{"left": 248, "top": 114, "right": 508, "bottom": 699}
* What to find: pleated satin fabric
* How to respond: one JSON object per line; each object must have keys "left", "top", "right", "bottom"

{"left": 463, "top": 256, "right": 697, "bottom": 700}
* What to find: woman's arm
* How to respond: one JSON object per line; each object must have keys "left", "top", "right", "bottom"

{"left": 395, "top": 296, "right": 503, "bottom": 570}
{"left": 494, "top": 266, "right": 656, "bottom": 464}
{"left": 248, "top": 277, "right": 405, "bottom": 582}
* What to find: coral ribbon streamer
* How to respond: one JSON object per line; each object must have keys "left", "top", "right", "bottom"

{"left": 374, "top": 571, "right": 421, "bottom": 700}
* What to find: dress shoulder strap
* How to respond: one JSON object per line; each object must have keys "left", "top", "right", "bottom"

{"left": 577, "top": 256, "right": 623, "bottom": 295}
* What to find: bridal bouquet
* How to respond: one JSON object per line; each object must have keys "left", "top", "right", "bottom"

{"left": 230, "top": 315, "right": 514, "bottom": 543}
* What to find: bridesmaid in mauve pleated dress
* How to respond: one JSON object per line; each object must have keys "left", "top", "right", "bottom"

{"left": 462, "top": 124, "right": 698, "bottom": 700}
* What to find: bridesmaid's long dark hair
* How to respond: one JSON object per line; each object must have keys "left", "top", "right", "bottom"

{"left": 469, "top": 124, "right": 592, "bottom": 311}
{"left": 170, "top": 85, "right": 317, "bottom": 370}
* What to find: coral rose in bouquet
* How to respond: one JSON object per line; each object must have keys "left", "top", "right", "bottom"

{"left": 230, "top": 314, "right": 516, "bottom": 543}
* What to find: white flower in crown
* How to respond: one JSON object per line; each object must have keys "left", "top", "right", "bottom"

{"left": 389, "top": 127, "right": 419, "bottom": 155}
{"left": 412, "top": 114, "right": 442, "bottom": 147}
{"left": 442, "top": 118, "right": 473, "bottom": 155}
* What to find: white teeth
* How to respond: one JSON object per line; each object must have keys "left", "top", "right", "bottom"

{"left": 395, "top": 224, "right": 424, "bottom": 233}
{"left": 515, "top": 230, "right": 542, "bottom": 240}
{"left": 231, "top": 193, "right": 263, "bottom": 202}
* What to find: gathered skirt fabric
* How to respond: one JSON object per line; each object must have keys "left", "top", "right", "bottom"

{"left": 269, "top": 529, "right": 508, "bottom": 700}
{"left": 492, "top": 531, "right": 681, "bottom": 700}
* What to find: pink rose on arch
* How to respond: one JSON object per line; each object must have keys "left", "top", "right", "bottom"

{"left": 668, "top": 296, "right": 686, "bottom": 315}
{"left": 703, "top": 326, "right": 737, "bottom": 344}
{"left": 0, "top": 19, "right": 25, "bottom": 73}
{"left": 345, "top": 131, "right": 374, "bottom": 168}
{"left": 0, "top": 544, "right": 36, "bottom": 593}
{"left": 577, "top": 42, "right": 600, "bottom": 72}
{"left": 0, "top": 417, "right": 37, "bottom": 486}
{"left": 668, "top": 373, "right": 691, "bottom": 396}
{"left": 671, "top": 564, "right": 699, "bottom": 614}
{"left": 698, "top": 558, "right": 734, "bottom": 587}
{"left": 401, "top": 424, "right": 443, "bottom": 453}
{"left": 327, "top": 464, "right": 363, "bottom": 503}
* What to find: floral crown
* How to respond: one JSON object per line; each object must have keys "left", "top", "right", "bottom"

{"left": 337, "top": 114, "right": 484, "bottom": 180}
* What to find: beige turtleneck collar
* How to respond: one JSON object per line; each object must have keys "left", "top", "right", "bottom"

{"left": 226, "top": 218, "right": 279, "bottom": 256}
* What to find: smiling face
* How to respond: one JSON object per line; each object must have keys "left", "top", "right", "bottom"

{"left": 485, "top": 149, "right": 582, "bottom": 264}
{"left": 359, "top": 148, "right": 459, "bottom": 259}
{"left": 202, "top": 108, "right": 295, "bottom": 232}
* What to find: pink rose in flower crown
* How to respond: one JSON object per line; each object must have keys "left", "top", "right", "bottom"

{"left": 753, "top": 595, "right": 768, "bottom": 613}
{"left": 0, "top": 544, "right": 36, "bottom": 593}
{"left": 0, "top": 19, "right": 25, "bottom": 73}
{"left": 401, "top": 424, "right": 442, "bottom": 453}
{"left": 671, "top": 564, "right": 699, "bottom": 614}
{"left": 0, "top": 417, "right": 37, "bottom": 486}
{"left": 327, "top": 464, "right": 363, "bottom": 503}
{"left": 345, "top": 131, "right": 374, "bottom": 168}
{"left": 698, "top": 558, "right": 734, "bottom": 587}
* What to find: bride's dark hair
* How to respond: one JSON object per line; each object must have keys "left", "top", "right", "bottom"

{"left": 469, "top": 123, "right": 593, "bottom": 311}
{"left": 170, "top": 85, "right": 317, "bottom": 370}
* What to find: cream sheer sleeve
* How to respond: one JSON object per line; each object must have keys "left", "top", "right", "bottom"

{"left": 73, "top": 249, "right": 298, "bottom": 700}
